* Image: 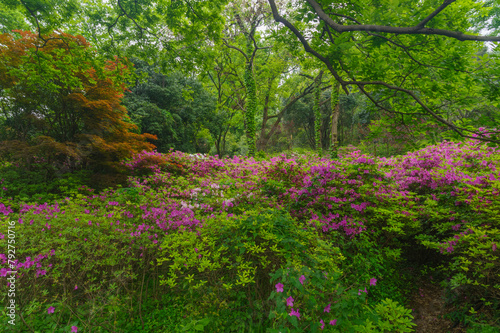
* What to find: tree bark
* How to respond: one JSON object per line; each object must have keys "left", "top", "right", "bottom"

{"left": 330, "top": 82, "right": 340, "bottom": 158}
{"left": 314, "top": 71, "right": 323, "bottom": 154}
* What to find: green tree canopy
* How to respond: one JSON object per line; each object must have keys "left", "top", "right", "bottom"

{"left": 124, "top": 59, "right": 217, "bottom": 153}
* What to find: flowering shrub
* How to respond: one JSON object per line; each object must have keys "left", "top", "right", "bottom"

{"left": 0, "top": 137, "right": 499, "bottom": 331}
{"left": 122, "top": 150, "right": 185, "bottom": 176}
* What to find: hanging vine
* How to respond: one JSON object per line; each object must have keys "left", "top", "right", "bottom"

{"left": 243, "top": 38, "right": 257, "bottom": 157}
{"left": 314, "top": 71, "right": 323, "bottom": 155}
{"left": 330, "top": 81, "right": 340, "bottom": 159}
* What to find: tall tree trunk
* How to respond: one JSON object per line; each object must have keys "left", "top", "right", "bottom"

{"left": 244, "top": 37, "right": 257, "bottom": 157}
{"left": 257, "top": 79, "right": 273, "bottom": 151}
{"left": 330, "top": 81, "right": 340, "bottom": 158}
{"left": 258, "top": 77, "right": 318, "bottom": 150}
{"left": 314, "top": 71, "right": 323, "bottom": 155}
{"left": 215, "top": 131, "right": 222, "bottom": 156}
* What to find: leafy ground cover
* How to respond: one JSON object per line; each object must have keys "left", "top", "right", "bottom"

{"left": 0, "top": 137, "right": 499, "bottom": 332}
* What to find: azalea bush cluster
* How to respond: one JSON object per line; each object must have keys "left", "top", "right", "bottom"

{"left": 0, "top": 137, "right": 499, "bottom": 332}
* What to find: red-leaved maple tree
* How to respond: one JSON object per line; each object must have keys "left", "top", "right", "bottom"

{"left": 0, "top": 31, "right": 156, "bottom": 171}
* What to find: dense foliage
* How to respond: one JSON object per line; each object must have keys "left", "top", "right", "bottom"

{"left": 1, "top": 0, "right": 500, "bottom": 332}
{"left": 0, "top": 135, "right": 498, "bottom": 332}
{"left": 123, "top": 60, "right": 217, "bottom": 154}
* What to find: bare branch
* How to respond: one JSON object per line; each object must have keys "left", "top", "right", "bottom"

{"left": 415, "top": 0, "right": 456, "bottom": 29}
{"left": 222, "top": 38, "right": 249, "bottom": 61}
{"left": 268, "top": 0, "right": 348, "bottom": 94}
{"left": 117, "top": 0, "right": 157, "bottom": 39}
{"left": 18, "top": 1, "right": 73, "bottom": 51}
{"left": 184, "top": 0, "right": 202, "bottom": 21}
{"left": 305, "top": 0, "right": 500, "bottom": 42}
{"left": 268, "top": 0, "right": 500, "bottom": 144}
{"left": 345, "top": 80, "right": 500, "bottom": 144}
{"left": 299, "top": 73, "right": 315, "bottom": 80}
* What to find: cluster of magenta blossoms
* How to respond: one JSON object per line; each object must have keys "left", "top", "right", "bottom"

{"left": 2, "top": 137, "right": 498, "bottom": 279}
{"left": 274, "top": 276, "right": 377, "bottom": 329}
{"left": 0, "top": 135, "right": 498, "bottom": 331}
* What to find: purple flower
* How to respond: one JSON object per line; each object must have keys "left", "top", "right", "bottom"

{"left": 324, "top": 303, "right": 331, "bottom": 313}
{"left": 493, "top": 244, "right": 497, "bottom": 252}
{"left": 289, "top": 308, "right": 300, "bottom": 320}
{"left": 36, "top": 269, "right": 47, "bottom": 277}
{"left": 74, "top": 285, "right": 78, "bottom": 290}
{"left": 330, "top": 319, "right": 337, "bottom": 326}
{"left": 275, "top": 283, "right": 284, "bottom": 293}
{"left": 286, "top": 296, "right": 294, "bottom": 307}
{"left": 320, "top": 319, "right": 325, "bottom": 330}
{"left": 299, "top": 275, "right": 306, "bottom": 285}
{"left": 370, "top": 278, "right": 377, "bottom": 286}
{"left": 71, "top": 326, "right": 78, "bottom": 333}
{"left": 47, "top": 306, "right": 55, "bottom": 314}
{"left": 358, "top": 287, "right": 368, "bottom": 295}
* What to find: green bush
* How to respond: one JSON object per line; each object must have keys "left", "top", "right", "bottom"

{"left": 157, "top": 209, "right": 344, "bottom": 331}
{"left": 0, "top": 161, "right": 90, "bottom": 204}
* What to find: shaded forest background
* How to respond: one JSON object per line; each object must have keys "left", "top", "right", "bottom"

{"left": 0, "top": 0, "right": 499, "bottom": 192}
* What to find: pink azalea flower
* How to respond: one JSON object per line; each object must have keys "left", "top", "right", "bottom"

{"left": 320, "top": 319, "right": 325, "bottom": 330}
{"left": 275, "top": 283, "right": 284, "bottom": 293}
{"left": 74, "top": 285, "right": 78, "bottom": 290}
{"left": 289, "top": 308, "right": 300, "bottom": 319}
{"left": 330, "top": 319, "right": 337, "bottom": 326}
{"left": 299, "top": 275, "right": 306, "bottom": 285}
{"left": 493, "top": 244, "right": 497, "bottom": 252}
{"left": 286, "top": 296, "right": 294, "bottom": 307}
{"left": 370, "top": 278, "right": 377, "bottom": 286}
{"left": 324, "top": 303, "right": 331, "bottom": 313}
{"left": 71, "top": 326, "right": 78, "bottom": 332}
{"left": 47, "top": 306, "right": 55, "bottom": 314}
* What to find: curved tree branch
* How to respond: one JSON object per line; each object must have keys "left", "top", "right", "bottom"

{"left": 267, "top": 0, "right": 500, "bottom": 144}
{"left": 415, "top": 0, "right": 456, "bottom": 29}
{"left": 222, "top": 38, "right": 249, "bottom": 61}
{"left": 268, "top": 0, "right": 348, "bottom": 93}
{"left": 346, "top": 80, "right": 500, "bottom": 144}
{"left": 116, "top": 0, "right": 157, "bottom": 39}
{"left": 305, "top": 0, "right": 500, "bottom": 42}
